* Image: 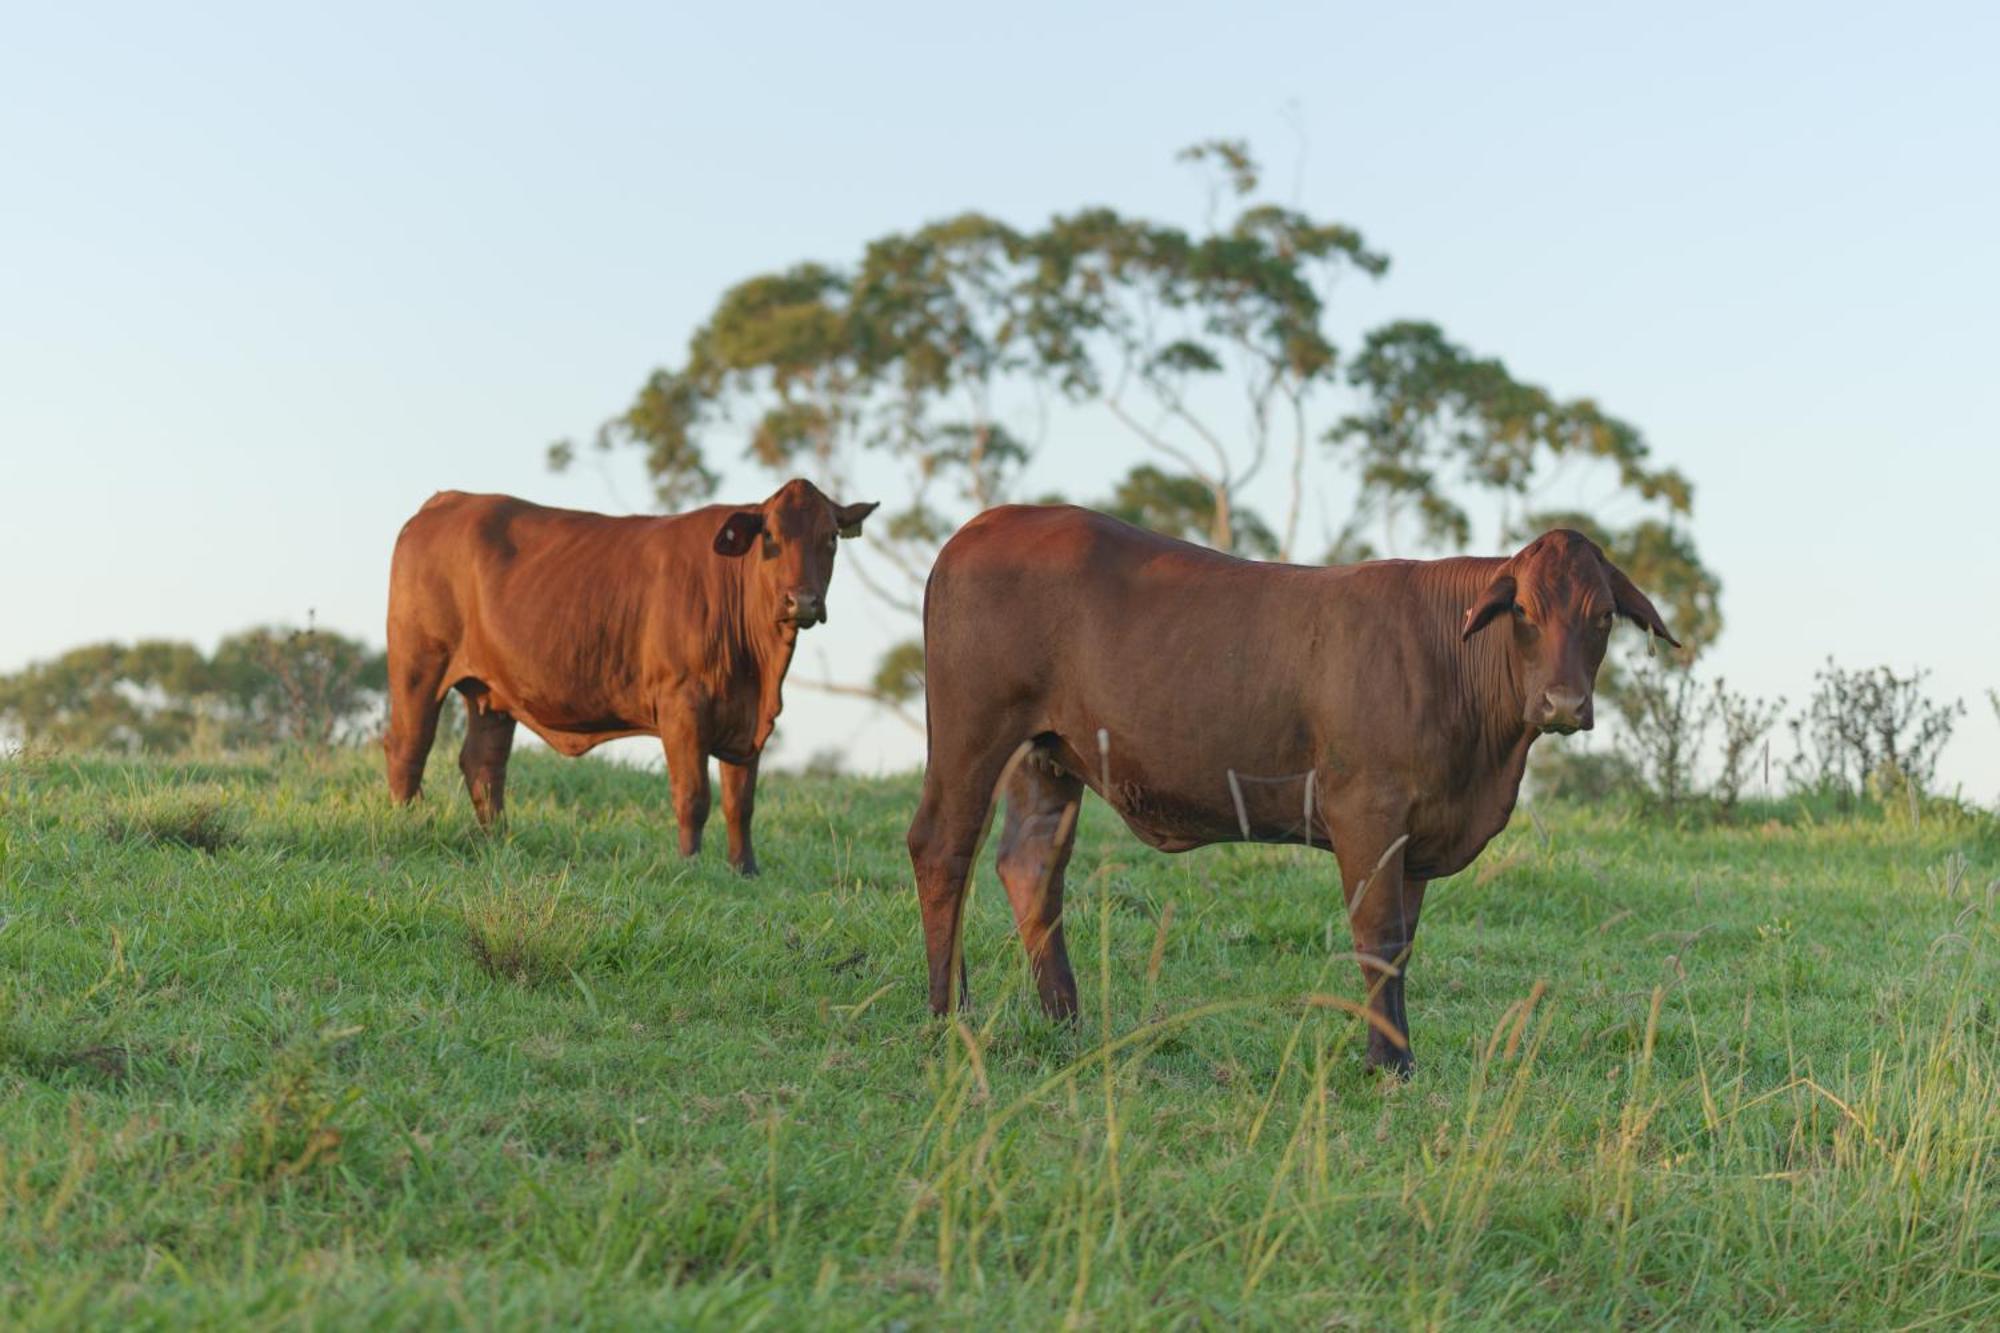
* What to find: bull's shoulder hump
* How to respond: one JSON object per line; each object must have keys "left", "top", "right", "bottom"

{"left": 396, "top": 493, "right": 620, "bottom": 555}
{"left": 943, "top": 503, "right": 1206, "bottom": 564}
{"left": 407, "top": 490, "right": 527, "bottom": 521}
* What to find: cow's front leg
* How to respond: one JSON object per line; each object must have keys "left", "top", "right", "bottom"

{"left": 660, "top": 720, "right": 712, "bottom": 860}
{"left": 717, "top": 753, "right": 759, "bottom": 876}
{"left": 1331, "top": 817, "right": 1427, "bottom": 1077}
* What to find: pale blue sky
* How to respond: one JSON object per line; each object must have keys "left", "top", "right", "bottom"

{"left": 4, "top": 2, "right": 1996, "bottom": 794}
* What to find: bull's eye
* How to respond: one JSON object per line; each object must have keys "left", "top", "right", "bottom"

{"left": 1596, "top": 611, "right": 1615, "bottom": 630}
{"left": 1511, "top": 602, "right": 1527, "bottom": 619}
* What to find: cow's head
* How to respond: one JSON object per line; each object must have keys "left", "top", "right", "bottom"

{"left": 710, "top": 478, "right": 878, "bottom": 629}
{"left": 1460, "top": 529, "right": 1678, "bottom": 735}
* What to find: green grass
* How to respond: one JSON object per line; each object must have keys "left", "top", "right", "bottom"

{"left": 1, "top": 748, "right": 1995, "bottom": 1329}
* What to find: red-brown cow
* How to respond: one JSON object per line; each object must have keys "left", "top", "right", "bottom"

{"left": 385, "top": 479, "right": 876, "bottom": 873}
{"left": 908, "top": 507, "right": 1676, "bottom": 1074}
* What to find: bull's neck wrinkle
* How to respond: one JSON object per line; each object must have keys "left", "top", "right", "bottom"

{"left": 721, "top": 549, "right": 795, "bottom": 746}
{"left": 1414, "top": 558, "right": 1532, "bottom": 754}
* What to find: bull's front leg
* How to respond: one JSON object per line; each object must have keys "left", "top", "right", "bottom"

{"left": 660, "top": 716, "right": 712, "bottom": 860}
{"left": 1331, "top": 817, "right": 1428, "bottom": 1077}
{"left": 717, "top": 754, "right": 759, "bottom": 877}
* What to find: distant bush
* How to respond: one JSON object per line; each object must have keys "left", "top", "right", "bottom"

{"left": 0, "top": 640, "right": 213, "bottom": 754}
{"left": 0, "top": 618, "right": 385, "bottom": 755}
{"left": 208, "top": 617, "right": 388, "bottom": 747}
{"left": 1527, "top": 745, "right": 1642, "bottom": 804}
{"left": 801, "top": 748, "right": 848, "bottom": 779}
{"left": 1612, "top": 656, "right": 1712, "bottom": 812}
{"left": 1542, "top": 666, "right": 1780, "bottom": 814}
{"left": 1711, "top": 678, "right": 1784, "bottom": 811}
{"left": 1786, "top": 659, "right": 1963, "bottom": 803}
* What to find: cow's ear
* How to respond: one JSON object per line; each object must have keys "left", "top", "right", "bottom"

{"left": 712, "top": 510, "right": 765, "bottom": 557}
{"left": 833, "top": 500, "right": 879, "bottom": 539}
{"left": 1602, "top": 556, "right": 1680, "bottom": 648}
{"left": 1461, "top": 573, "right": 1517, "bottom": 641}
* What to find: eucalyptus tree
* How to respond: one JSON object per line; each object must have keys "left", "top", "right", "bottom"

{"left": 556, "top": 139, "right": 1718, "bottom": 716}
{"left": 1335, "top": 319, "right": 1717, "bottom": 652}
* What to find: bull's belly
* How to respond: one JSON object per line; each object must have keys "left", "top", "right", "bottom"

{"left": 1104, "top": 784, "right": 1500, "bottom": 877}
{"left": 1039, "top": 731, "right": 1506, "bottom": 871}
{"left": 1047, "top": 737, "right": 1329, "bottom": 851}
{"left": 449, "top": 670, "right": 762, "bottom": 762}
{"left": 450, "top": 672, "right": 652, "bottom": 756}
{"left": 519, "top": 719, "right": 654, "bottom": 757}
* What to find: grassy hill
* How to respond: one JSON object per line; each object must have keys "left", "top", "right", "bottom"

{"left": 2, "top": 749, "right": 1995, "bottom": 1328}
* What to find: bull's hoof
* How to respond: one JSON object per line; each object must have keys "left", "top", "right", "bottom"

{"left": 1367, "top": 1048, "right": 1416, "bottom": 1080}
{"left": 731, "top": 858, "right": 760, "bottom": 878}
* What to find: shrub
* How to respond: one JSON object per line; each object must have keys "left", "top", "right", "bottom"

{"left": 1613, "top": 656, "right": 1714, "bottom": 811}
{"left": 0, "top": 620, "right": 386, "bottom": 756}
{"left": 1711, "top": 679, "right": 1784, "bottom": 811}
{"left": 209, "top": 615, "right": 388, "bottom": 748}
{"left": 1786, "top": 660, "right": 1963, "bottom": 801}
{"left": 1527, "top": 745, "right": 1642, "bottom": 804}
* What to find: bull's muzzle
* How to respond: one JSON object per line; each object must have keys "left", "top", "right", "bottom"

{"left": 780, "top": 590, "right": 825, "bottom": 627}
{"left": 1535, "top": 687, "right": 1593, "bottom": 735}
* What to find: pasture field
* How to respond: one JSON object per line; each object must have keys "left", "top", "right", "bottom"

{"left": 1, "top": 748, "right": 1995, "bottom": 1329}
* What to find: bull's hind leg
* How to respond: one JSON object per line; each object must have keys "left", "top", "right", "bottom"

{"left": 994, "top": 752, "right": 1084, "bottom": 1020}
{"left": 906, "top": 731, "right": 1029, "bottom": 1015}
{"left": 458, "top": 701, "right": 517, "bottom": 827}
{"left": 383, "top": 642, "right": 448, "bottom": 805}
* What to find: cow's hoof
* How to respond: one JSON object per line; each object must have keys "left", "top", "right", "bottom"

{"left": 731, "top": 860, "right": 760, "bottom": 878}
{"left": 1367, "top": 1050, "right": 1415, "bottom": 1081}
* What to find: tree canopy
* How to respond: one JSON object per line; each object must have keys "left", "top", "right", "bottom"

{"left": 555, "top": 139, "right": 1718, "bottom": 708}
{"left": 0, "top": 625, "right": 387, "bottom": 754}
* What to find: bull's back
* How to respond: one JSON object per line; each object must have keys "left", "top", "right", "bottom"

{"left": 926, "top": 505, "right": 1300, "bottom": 683}
{"left": 393, "top": 492, "right": 662, "bottom": 629}
{"left": 925, "top": 508, "right": 1350, "bottom": 837}
{"left": 387, "top": 494, "right": 709, "bottom": 739}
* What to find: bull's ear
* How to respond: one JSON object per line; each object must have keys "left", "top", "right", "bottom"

{"left": 1461, "top": 573, "right": 1517, "bottom": 641}
{"left": 833, "top": 500, "right": 878, "bottom": 539}
{"left": 1603, "top": 557, "right": 1681, "bottom": 648}
{"left": 712, "top": 510, "right": 765, "bottom": 557}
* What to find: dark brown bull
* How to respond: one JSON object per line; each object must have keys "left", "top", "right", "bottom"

{"left": 908, "top": 507, "right": 1676, "bottom": 1073}
{"left": 384, "top": 479, "right": 876, "bottom": 873}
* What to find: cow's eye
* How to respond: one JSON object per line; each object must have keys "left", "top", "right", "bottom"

{"left": 1596, "top": 611, "right": 1615, "bottom": 630}
{"left": 1511, "top": 602, "right": 1527, "bottom": 618}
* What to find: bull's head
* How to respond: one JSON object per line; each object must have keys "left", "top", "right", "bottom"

{"left": 1460, "top": 529, "right": 1678, "bottom": 735}
{"left": 710, "top": 478, "right": 877, "bottom": 629}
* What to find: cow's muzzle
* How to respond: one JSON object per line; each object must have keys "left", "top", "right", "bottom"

{"left": 1534, "top": 687, "right": 1593, "bottom": 735}
{"left": 779, "top": 590, "right": 825, "bottom": 627}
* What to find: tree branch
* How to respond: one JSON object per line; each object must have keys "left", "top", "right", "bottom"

{"left": 841, "top": 547, "right": 923, "bottom": 618}
{"left": 789, "top": 678, "right": 925, "bottom": 734}
{"left": 1104, "top": 395, "right": 1219, "bottom": 489}
{"left": 1280, "top": 383, "right": 1307, "bottom": 562}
